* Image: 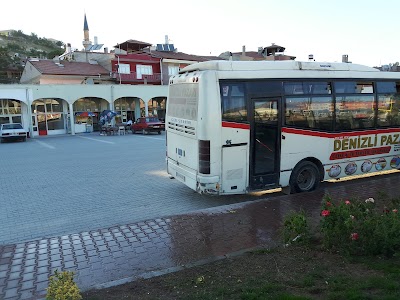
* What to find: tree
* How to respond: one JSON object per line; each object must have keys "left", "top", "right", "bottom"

{"left": 10, "top": 30, "right": 25, "bottom": 38}
{"left": 30, "top": 32, "right": 38, "bottom": 41}
{"left": 47, "top": 48, "right": 65, "bottom": 59}
{"left": 0, "top": 47, "right": 12, "bottom": 69}
{"left": 388, "top": 62, "right": 399, "bottom": 71}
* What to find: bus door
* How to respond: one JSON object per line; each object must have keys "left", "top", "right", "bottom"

{"left": 250, "top": 97, "right": 280, "bottom": 190}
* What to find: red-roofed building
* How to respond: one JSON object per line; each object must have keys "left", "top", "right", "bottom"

{"left": 111, "top": 52, "right": 162, "bottom": 85}
{"left": 111, "top": 39, "right": 222, "bottom": 85}
{"left": 148, "top": 50, "right": 220, "bottom": 85}
{"left": 20, "top": 59, "right": 112, "bottom": 84}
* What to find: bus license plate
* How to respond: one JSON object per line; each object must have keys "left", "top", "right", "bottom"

{"left": 176, "top": 172, "right": 185, "bottom": 182}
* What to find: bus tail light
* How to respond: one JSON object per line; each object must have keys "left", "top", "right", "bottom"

{"left": 199, "top": 140, "right": 210, "bottom": 174}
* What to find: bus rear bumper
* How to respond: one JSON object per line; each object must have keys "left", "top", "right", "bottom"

{"left": 167, "top": 159, "right": 197, "bottom": 191}
{"left": 197, "top": 175, "right": 220, "bottom": 195}
{"left": 167, "top": 159, "right": 220, "bottom": 195}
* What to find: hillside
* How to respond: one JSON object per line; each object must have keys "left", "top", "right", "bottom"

{"left": 0, "top": 30, "right": 65, "bottom": 83}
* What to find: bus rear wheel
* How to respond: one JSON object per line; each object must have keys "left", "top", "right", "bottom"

{"left": 289, "top": 161, "right": 320, "bottom": 193}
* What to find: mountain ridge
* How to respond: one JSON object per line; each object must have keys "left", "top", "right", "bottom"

{"left": 0, "top": 30, "right": 65, "bottom": 83}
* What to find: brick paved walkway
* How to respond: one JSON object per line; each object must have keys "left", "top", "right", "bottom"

{"left": 0, "top": 173, "right": 399, "bottom": 300}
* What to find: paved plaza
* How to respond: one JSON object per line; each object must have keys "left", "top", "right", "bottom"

{"left": 0, "top": 132, "right": 258, "bottom": 245}
{"left": 0, "top": 132, "right": 399, "bottom": 299}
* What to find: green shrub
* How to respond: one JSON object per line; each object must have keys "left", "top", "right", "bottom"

{"left": 319, "top": 195, "right": 400, "bottom": 257}
{"left": 282, "top": 209, "right": 311, "bottom": 246}
{"left": 46, "top": 270, "right": 82, "bottom": 300}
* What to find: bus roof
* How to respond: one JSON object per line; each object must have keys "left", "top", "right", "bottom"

{"left": 179, "top": 60, "right": 380, "bottom": 73}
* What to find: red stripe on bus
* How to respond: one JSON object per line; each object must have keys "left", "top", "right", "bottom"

{"left": 282, "top": 127, "right": 400, "bottom": 138}
{"left": 222, "top": 122, "right": 250, "bottom": 130}
{"left": 329, "top": 146, "right": 391, "bottom": 160}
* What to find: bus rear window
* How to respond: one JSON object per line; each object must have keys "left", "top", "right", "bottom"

{"left": 167, "top": 83, "right": 199, "bottom": 120}
{"left": 221, "top": 83, "right": 247, "bottom": 122}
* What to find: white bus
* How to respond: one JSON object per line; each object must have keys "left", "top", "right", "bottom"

{"left": 166, "top": 60, "right": 400, "bottom": 195}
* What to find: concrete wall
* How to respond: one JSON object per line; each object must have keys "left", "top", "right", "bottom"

{"left": 19, "top": 61, "right": 41, "bottom": 84}
{"left": 0, "top": 84, "right": 168, "bottom": 105}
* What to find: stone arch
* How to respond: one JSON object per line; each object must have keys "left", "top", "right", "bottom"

{"left": 147, "top": 96, "right": 167, "bottom": 121}
{"left": 31, "top": 97, "right": 68, "bottom": 136}
{"left": 0, "top": 98, "right": 27, "bottom": 127}
{"left": 113, "top": 97, "right": 141, "bottom": 123}
{"left": 72, "top": 96, "right": 110, "bottom": 132}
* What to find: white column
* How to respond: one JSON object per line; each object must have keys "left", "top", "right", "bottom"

{"left": 135, "top": 100, "right": 141, "bottom": 119}
{"left": 26, "top": 88, "right": 34, "bottom": 139}
{"left": 144, "top": 101, "right": 149, "bottom": 117}
{"left": 69, "top": 103, "right": 75, "bottom": 135}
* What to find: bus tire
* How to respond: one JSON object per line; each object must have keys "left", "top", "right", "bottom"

{"left": 289, "top": 161, "right": 320, "bottom": 193}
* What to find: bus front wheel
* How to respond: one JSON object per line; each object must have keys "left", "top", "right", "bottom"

{"left": 289, "top": 161, "right": 320, "bottom": 193}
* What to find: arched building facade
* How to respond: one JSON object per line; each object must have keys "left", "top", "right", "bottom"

{"left": 0, "top": 84, "right": 168, "bottom": 137}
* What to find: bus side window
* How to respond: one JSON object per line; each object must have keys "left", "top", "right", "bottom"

{"left": 285, "top": 96, "right": 333, "bottom": 130}
{"left": 377, "top": 82, "right": 400, "bottom": 127}
{"left": 285, "top": 98, "right": 311, "bottom": 128}
{"left": 221, "top": 83, "right": 247, "bottom": 122}
{"left": 335, "top": 95, "right": 375, "bottom": 130}
{"left": 377, "top": 95, "right": 400, "bottom": 126}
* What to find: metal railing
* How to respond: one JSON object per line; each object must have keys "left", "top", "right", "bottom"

{"left": 111, "top": 72, "right": 162, "bottom": 84}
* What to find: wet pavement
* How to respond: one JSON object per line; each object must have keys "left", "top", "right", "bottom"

{"left": 0, "top": 172, "right": 399, "bottom": 300}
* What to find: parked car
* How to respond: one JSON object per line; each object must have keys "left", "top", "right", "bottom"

{"left": 0, "top": 123, "right": 27, "bottom": 142}
{"left": 131, "top": 117, "right": 165, "bottom": 134}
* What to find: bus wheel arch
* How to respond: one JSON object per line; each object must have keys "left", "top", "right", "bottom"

{"left": 289, "top": 158, "right": 323, "bottom": 193}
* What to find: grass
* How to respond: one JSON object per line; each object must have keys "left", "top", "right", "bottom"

{"left": 82, "top": 245, "right": 400, "bottom": 300}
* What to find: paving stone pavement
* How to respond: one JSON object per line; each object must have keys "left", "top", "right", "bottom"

{"left": 0, "top": 170, "right": 399, "bottom": 299}
{"left": 0, "top": 133, "right": 259, "bottom": 245}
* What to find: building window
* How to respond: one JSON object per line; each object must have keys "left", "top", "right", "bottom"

{"left": 32, "top": 98, "right": 66, "bottom": 132}
{"left": 136, "top": 65, "right": 153, "bottom": 79}
{"left": 168, "top": 66, "right": 179, "bottom": 76}
{"left": 1, "top": 99, "right": 22, "bottom": 115}
{"left": 0, "top": 99, "right": 22, "bottom": 124}
{"left": 73, "top": 98, "right": 101, "bottom": 112}
{"left": 118, "top": 63, "right": 130, "bottom": 74}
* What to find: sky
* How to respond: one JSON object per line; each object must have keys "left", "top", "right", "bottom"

{"left": 1, "top": 0, "right": 399, "bottom": 67}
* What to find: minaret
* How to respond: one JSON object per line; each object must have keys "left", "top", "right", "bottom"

{"left": 83, "top": 13, "right": 92, "bottom": 51}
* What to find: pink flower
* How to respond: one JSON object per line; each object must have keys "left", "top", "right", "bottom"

{"left": 345, "top": 200, "right": 351, "bottom": 205}
{"left": 321, "top": 210, "right": 330, "bottom": 217}
{"left": 393, "top": 209, "right": 398, "bottom": 213}
{"left": 350, "top": 233, "right": 359, "bottom": 241}
{"left": 325, "top": 201, "right": 332, "bottom": 207}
